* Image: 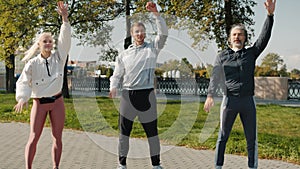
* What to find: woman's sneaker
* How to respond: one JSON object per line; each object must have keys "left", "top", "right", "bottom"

{"left": 153, "top": 165, "right": 163, "bottom": 169}
{"left": 117, "top": 164, "right": 127, "bottom": 169}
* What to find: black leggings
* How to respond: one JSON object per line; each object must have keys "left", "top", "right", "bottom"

{"left": 118, "top": 88, "right": 160, "bottom": 166}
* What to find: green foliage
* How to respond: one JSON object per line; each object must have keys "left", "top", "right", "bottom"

{"left": 278, "top": 64, "right": 289, "bottom": 77}
{"left": 24, "top": 0, "right": 126, "bottom": 49}
{"left": 255, "top": 65, "right": 279, "bottom": 77}
{"left": 0, "top": 0, "right": 126, "bottom": 63}
{"left": 205, "top": 64, "right": 214, "bottom": 78}
{"left": 97, "top": 65, "right": 114, "bottom": 77}
{"left": 261, "top": 53, "right": 284, "bottom": 71}
{"left": 128, "top": 0, "right": 257, "bottom": 50}
{"left": 194, "top": 69, "right": 208, "bottom": 78}
{"left": 194, "top": 63, "right": 208, "bottom": 78}
{"left": 157, "top": 0, "right": 256, "bottom": 50}
{"left": 0, "top": 0, "right": 41, "bottom": 64}
{"left": 0, "top": 0, "right": 126, "bottom": 92}
{"left": 290, "top": 69, "right": 300, "bottom": 79}
{"left": 259, "top": 134, "right": 299, "bottom": 163}
{"left": 255, "top": 52, "right": 291, "bottom": 77}
{"left": 157, "top": 58, "right": 194, "bottom": 78}
{"left": 160, "top": 59, "right": 180, "bottom": 72}
{"left": 179, "top": 58, "right": 194, "bottom": 78}
{"left": 0, "top": 93, "right": 30, "bottom": 122}
{"left": 155, "top": 68, "right": 164, "bottom": 77}
{"left": 99, "top": 47, "right": 119, "bottom": 62}
{"left": 106, "top": 67, "right": 114, "bottom": 78}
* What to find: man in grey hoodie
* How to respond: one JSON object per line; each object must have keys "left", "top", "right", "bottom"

{"left": 109, "top": 2, "right": 168, "bottom": 169}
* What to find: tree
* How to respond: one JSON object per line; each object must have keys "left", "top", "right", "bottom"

{"left": 290, "top": 69, "right": 300, "bottom": 79}
{"left": 99, "top": 46, "right": 119, "bottom": 62}
{"left": 158, "top": 58, "right": 194, "bottom": 78}
{"left": 133, "top": 0, "right": 256, "bottom": 50}
{"left": 179, "top": 57, "right": 194, "bottom": 78}
{"left": 127, "top": 0, "right": 257, "bottom": 81}
{"left": 0, "top": 0, "right": 41, "bottom": 93}
{"left": 255, "top": 65, "right": 277, "bottom": 77}
{"left": 278, "top": 64, "right": 289, "bottom": 77}
{"left": 256, "top": 53, "right": 289, "bottom": 77}
{"left": 261, "top": 53, "right": 284, "bottom": 71}
{"left": 159, "top": 59, "right": 180, "bottom": 72}
{"left": 1, "top": 0, "right": 259, "bottom": 93}
{"left": 105, "top": 67, "right": 114, "bottom": 78}
{"left": 0, "top": 0, "right": 125, "bottom": 95}
{"left": 155, "top": 68, "right": 164, "bottom": 77}
{"left": 205, "top": 64, "right": 214, "bottom": 78}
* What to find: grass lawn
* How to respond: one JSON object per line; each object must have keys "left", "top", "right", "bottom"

{"left": 1, "top": 93, "right": 299, "bottom": 164}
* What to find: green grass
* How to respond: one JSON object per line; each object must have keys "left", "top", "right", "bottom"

{"left": 1, "top": 93, "right": 299, "bottom": 164}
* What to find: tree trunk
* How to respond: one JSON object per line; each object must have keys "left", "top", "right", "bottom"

{"left": 224, "top": 0, "right": 233, "bottom": 36}
{"left": 124, "top": 0, "right": 132, "bottom": 49}
{"left": 5, "top": 54, "right": 15, "bottom": 93}
{"left": 62, "top": 55, "right": 70, "bottom": 98}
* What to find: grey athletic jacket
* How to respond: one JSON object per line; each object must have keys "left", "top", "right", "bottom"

{"left": 207, "top": 15, "right": 274, "bottom": 97}
{"left": 110, "top": 15, "right": 168, "bottom": 90}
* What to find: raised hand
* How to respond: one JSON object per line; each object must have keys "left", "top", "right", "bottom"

{"left": 264, "top": 0, "right": 276, "bottom": 15}
{"left": 57, "top": 1, "right": 69, "bottom": 22}
{"left": 146, "top": 1, "right": 159, "bottom": 15}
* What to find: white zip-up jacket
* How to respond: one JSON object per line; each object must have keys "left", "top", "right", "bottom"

{"left": 110, "top": 15, "right": 168, "bottom": 90}
{"left": 16, "top": 22, "right": 71, "bottom": 103}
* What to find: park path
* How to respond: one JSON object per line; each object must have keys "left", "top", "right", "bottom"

{"left": 0, "top": 122, "right": 299, "bottom": 169}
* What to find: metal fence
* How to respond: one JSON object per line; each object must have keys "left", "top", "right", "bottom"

{"left": 155, "top": 77, "right": 213, "bottom": 96}
{"left": 288, "top": 79, "right": 300, "bottom": 100}
{"left": 2, "top": 76, "right": 299, "bottom": 100}
{"left": 70, "top": 77, "right": 300, "bottom": 100}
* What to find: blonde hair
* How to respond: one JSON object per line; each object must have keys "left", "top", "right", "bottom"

{"left": 22, "top": 32, "right": 54, "bottom": 61}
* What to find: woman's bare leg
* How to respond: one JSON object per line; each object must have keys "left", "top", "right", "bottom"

{"left": 25, "top": 100, "right": 48, "bottom": 169}
{"left": 49, "top": 97, "right": 65, "bottom": 169}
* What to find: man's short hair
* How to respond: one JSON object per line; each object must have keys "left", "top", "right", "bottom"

{"left": 130, "top": 22, "right": 146, "bottom": 34}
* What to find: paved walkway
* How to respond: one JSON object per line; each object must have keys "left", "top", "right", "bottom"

{"left": 0, "top": 122, "right": 299, "bottom": 169}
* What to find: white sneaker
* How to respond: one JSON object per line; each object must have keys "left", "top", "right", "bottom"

{"left": 116, "top": 164, "right": 127, "bottom": 169}
{"left": 153, "top": 165, "right": 163, "bottom": 169}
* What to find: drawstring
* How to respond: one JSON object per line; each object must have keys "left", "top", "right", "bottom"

{"left": 45, "top": 59, "right": 51, "bottom": 76}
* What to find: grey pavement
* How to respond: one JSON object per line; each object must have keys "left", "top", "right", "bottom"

{"left": 1, "top": 122, "right": 299, "bottom": 169}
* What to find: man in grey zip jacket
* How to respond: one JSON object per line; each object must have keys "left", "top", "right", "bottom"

{"left": 204, "top": 0, "right": 276, "bottom": 169}
{"left": 109, "top": 2, "right": 168, "bottom": 169}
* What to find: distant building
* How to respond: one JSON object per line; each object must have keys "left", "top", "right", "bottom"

{"left": 68, "top": 60, "right": 97, "bottom": 68}
{"left": 68, "top": 60, "right": 116, "bottom": 77}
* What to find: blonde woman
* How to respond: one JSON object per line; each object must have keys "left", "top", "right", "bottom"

{"left": 14, "top": 2, "right": 71, "bottom": 169}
